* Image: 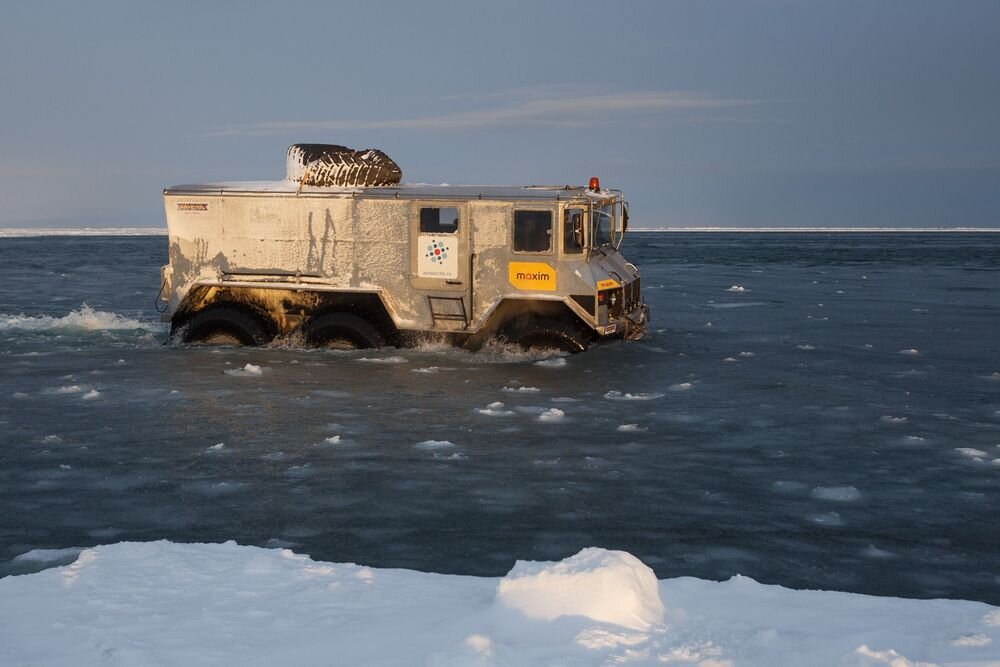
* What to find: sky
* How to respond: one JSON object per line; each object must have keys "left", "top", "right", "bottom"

{"left": 1, "top": 1, "right": 998, "bottom": 229}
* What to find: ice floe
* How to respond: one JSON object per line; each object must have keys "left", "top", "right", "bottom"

{"left": 898, "top": 348, "right": 920, "bottom": 356}
{"left": 356, "top": 356, "right": 408, "bottom": 364}
{"left": 534, "top": 357, "right": 567, "bottom": 368}
{"left": 502, "top": 385, "right": 540, "bottom": 393}
{"left": 414, "top": 440, "right": 456, "bottom": 450}
{"left": 477, "top": 402, "right": 515, "bottom": 417}
{"left": 3, "top": 541, "right": 997, "bottom": 667}
{"left": 604, "top": 391, "right": 665, "bottom": 401}
{"left": 811, "top": 486, "right": 862, "bottom": 502}
{"left": 617, "top": 424, "right": 647, "bottom": 433}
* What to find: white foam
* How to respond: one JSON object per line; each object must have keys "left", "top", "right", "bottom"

{"left": 224, "top": 363, "right": 264, "bottom": 377}
{"left": 0, "top": 304, "right": 150, "bottom": 332}
{"left": 538, "top": 408, "right": 566, "bottom": 423}
{"left": 357, "top": 356, "right": 408, "bottom": 364}
{"left": 534, "top": 357, "right": 567, "bottom": 368}
{"left": 796, "top": 344, "right": 816, "bottom": 351}
{"left": 617, "top": 424, "right": 647, "bottom": 433}
{"left": 477, "top": 402, "right": 515, "bottom": 417}
{"left": 811, "top": 486, "right": 862, "bottom": 502}
{"left": 414, "top": 440, "right": 455, "bottom": 450}
{"left": 604, "top": 391, "right": 665, "bottom": 401}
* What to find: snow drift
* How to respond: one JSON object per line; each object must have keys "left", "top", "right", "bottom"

{"left": 1, "top": 541, "right": 998, "bottom": 666}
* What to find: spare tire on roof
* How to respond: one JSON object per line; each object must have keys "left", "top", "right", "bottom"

{"left": 286, "top": 144, "right": 402, "bottom": 187}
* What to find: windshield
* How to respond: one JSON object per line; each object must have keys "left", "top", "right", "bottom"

{"left": 592, "top": 204, "right": 613, "bottom": 247}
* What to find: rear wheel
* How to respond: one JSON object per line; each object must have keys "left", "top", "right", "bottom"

{"left": 303, "top": 312, "right": 385, "bottom": 349}
{"left": 174, "top": 306, "right": 274, "bottom": 346}
{"left": 501, "top": 317, "right": 590, "bottom": 353}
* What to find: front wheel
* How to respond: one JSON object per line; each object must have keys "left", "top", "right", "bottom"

{"left": 302, "top": 312, "right": 385, "bottom": 349}
{"left": 500, "top": 317, "right": 590, "bottom": 353}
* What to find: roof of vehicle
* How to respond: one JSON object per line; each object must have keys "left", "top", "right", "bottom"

{"left": 163, "top": 181, "right": 619, "bottom": 204}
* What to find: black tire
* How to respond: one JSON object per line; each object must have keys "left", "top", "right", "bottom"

{"left": 174, "top": 306, "right": 274, "bottom": 346}
{"left": 303, "top": 312, "right": 385, "bottom": 349}
{"left": 501, "top": 317, "right": 590, "bottom": 353}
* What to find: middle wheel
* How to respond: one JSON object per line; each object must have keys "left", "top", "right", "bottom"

{"left": 302, "top": 312, "right": 385, "bottom": 349}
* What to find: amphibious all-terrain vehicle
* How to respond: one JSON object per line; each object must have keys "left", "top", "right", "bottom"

{"left": 160, "top": 145, "right": 647, "bottom": 352}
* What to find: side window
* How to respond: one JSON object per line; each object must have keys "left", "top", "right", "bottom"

{"left": 513, "top": 210, "right": 552, "bottom": 253}
{"left": 563, "top": 208, "right": 584, "bottom": 254}
{"left": 420, "top": 207, "right": 459, "bottom": 234}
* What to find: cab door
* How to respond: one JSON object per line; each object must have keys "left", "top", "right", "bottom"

{"left": 409, "top": 201, "right": 471, "bottom": 330}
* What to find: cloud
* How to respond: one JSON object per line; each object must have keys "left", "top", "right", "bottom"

{"left": 206, "top": 89, "right": 759, "bottom": 136}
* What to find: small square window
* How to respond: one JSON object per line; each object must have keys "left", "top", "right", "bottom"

{"left": 563, "top": 208, "right": 584, "bottom": 254}
{"left": 420, "top": 207, "right": 459, "bottom": 234}
{"left": 513, "top": 210, "right": 552, "bottom": 252}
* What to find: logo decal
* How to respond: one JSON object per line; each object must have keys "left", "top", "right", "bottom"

{"left": 425, "top": 239, "right": 450, "bottom": 264}
{"left": 596, "top": 278, "right": 620, "bottom": 290}
{"left": 509, "top": 262, "right": 556, "bottom": 291}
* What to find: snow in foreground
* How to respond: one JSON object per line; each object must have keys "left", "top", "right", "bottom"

{"left": 1, "top": 542, "right": 998, "bottom": 666}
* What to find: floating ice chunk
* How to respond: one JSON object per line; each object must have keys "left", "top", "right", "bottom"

{"left": 356, "top": 356, "right": 407, "bottom": 364}
{"left": 955, "top": 447, "right": 988, "bottom": 460}
{"left": 724, "top": 357, "right": 738, "bottom": 362}
{"left": 902, "top": 435, "right": 926, "bottom": 443}
{"left": 12, "top": 392, "right": 30, "bottom": 399}
{"left": 811, "top": 486, "right": 862, "bottom": 502}
{"left": 477, "top": 402, "right": 515, "bottom": 417}
{"left": 807, "top": 511, "right": 843, "bottom": 526}
{"left": 534, "top": 357, "right": 567, "bottom": 368}
{"left": 604, "top": 391, "right": 665, "bottom": 401}
{"left": 551, "top": 396, "right": 580, "bottom": 403}
{"left": 669, "top": 382, "right": 693, "bottom": 392}
{"left": 206, "top": 443, "right": 226, "bottom": 452}
{"left": 983, "top": 372, "right": 1000, "bottom": 381}
{"left": 796, "top": 344, "right": 815, "bottom": 351}
{"left": 861, "top": 544, "right": 896, "bottom": 559}
{"left": 414, "top": 440, "right": 455, "bottom": 450}
{"left": 495, "top": 547, "right": 664, "bottom": 630}
{"left": 224, "top": 363, "right": 264, "bottom": 377}
{"left": 617, "top": 424, "right": 647, "bottom": 433}
{"left": 503, "top": 386, "right": 540, "bottom": 393}
{"left": 726, "top": 285, "right": 749, "bottom": 293}
{"left": 538, "top": 408, "right": 566, "bottom": 423}
{"left": 323, "top": 435, "right": 342, "bottom": 444}
{"left": 53, "top": 385, "right": 82, "bottom": 394}
{"left": 738, "top": 351, "right": 755, "bottom": 357}
{"left": 14, "top": 547, "right": 85, "bottom": 564}
{"left": 898, "top": 348, "right": 920, "bottom": 356}
{"left": 41, "top": 435, "right": 63, "bottom": 444}
{"left": 772, "top": 481, "right": 807, "bottom": 494}
{"left": 949, "top": 633, "right": 992, "bottom": 647}
{"left": 880, "top": 415, "right": 908, "bottom": 424}
{"left": 81, "top": 389, "right": 101, "bottom": 400}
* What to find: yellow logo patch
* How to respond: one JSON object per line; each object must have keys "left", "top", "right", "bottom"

{"left": 508, "top": 262, "right": 556, "bottom": 291}
{"left": 596, "top": 278, "right": 620, "bottom": 290}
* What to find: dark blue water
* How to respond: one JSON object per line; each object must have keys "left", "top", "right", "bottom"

{"left": 1, "top": 233, "right": 998, "bottom": 604}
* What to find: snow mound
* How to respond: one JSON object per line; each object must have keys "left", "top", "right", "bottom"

{"left": 496, "top": 548, "right": 664, "bottom": 631}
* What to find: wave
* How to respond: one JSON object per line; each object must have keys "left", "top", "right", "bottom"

{"left": 0, "top": 304, "right": 154, "bottom": 332}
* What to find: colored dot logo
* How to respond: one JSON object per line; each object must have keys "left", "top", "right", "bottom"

{"left": 426, "top": 240, "right": 449, "bottom": 264}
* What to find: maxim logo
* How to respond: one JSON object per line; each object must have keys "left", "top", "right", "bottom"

{"left": 508, "top": 262, "right": 556, "bottom": 292}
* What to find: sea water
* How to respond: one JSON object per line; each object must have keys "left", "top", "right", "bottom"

{"left": 1, "top": 233, "right": 998, "bottom": 604}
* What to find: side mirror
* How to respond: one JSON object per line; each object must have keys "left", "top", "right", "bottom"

{"left": 622, "top": 202, "right": 629, "bottom": 234}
